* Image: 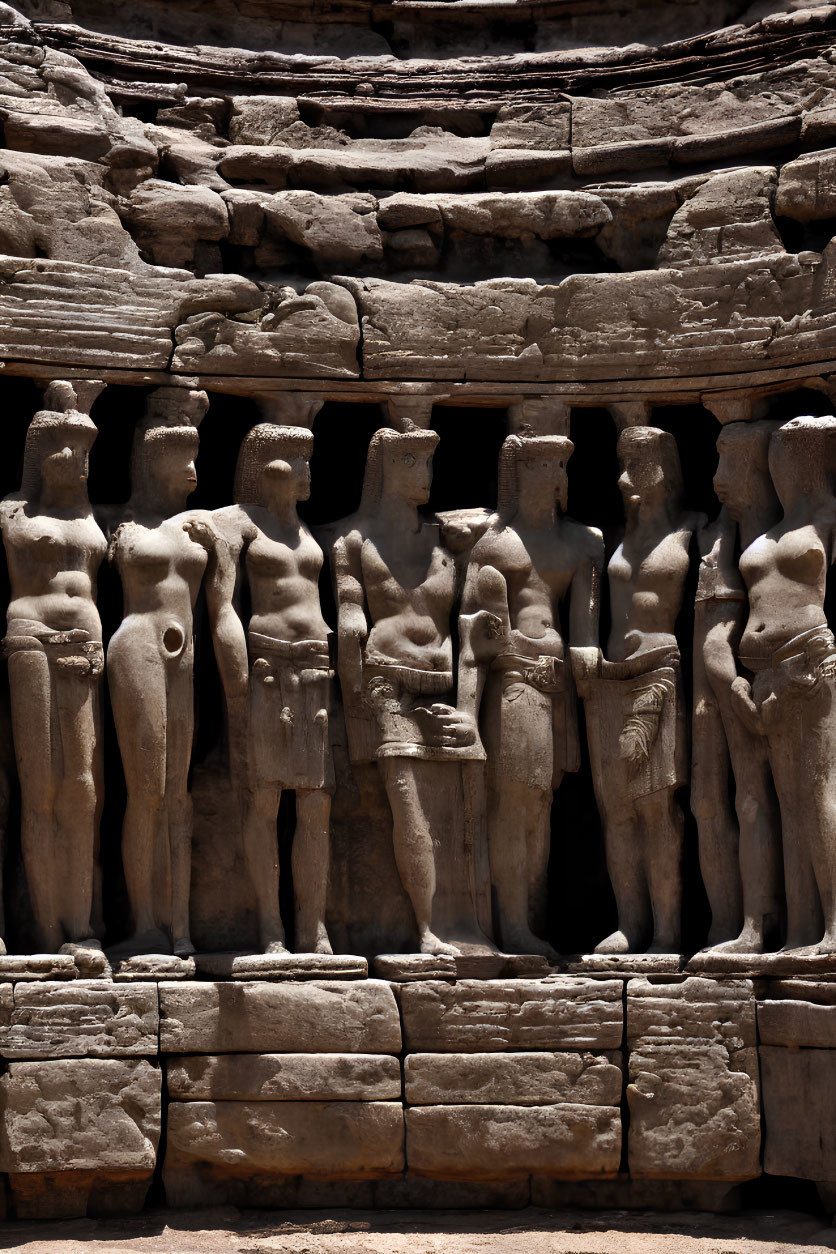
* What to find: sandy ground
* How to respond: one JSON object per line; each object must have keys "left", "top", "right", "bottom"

{"left": 1, "top": 1208, "right": 835, "bottom": 1254}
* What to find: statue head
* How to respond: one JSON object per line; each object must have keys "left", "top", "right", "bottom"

{"left": 359, "top": 425, "right": 440, "bottom": 515}
{"left": 130, "top": 387, "right": 207, "bottom": 510}
{"left": 768, "top": 414, "right": 836, "bottom": 506}
{"left": 497, "top": 431, "right": 574, "bottom": 521}
{"left": 234, "top": 423, "right": 314, "bottom": 509}
{"left": 616, "top": 425, "right": 683, "bottom": 513}
{"left": 20, "top": 383, "right": 98, "bottom": 504}
{"left": 714, "top": 418, "right": 782, "bottom": 521}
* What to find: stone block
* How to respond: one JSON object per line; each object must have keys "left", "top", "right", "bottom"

{"left": 761, "top": 1046, "right": 836, "bottom": 1180}
{"left": 626, "top": 978, "right": 760, "bottom": 1181}
{"left": 406, "top": 1104, "right": 621, "bottom": 1180}
{"left": 164, "top": 1100, "right": 405, "bottom": 1204}
{"left": 159, "top": 981, "right": 401, "bottom": 1054}
{"left": 398, "top": 979, "right": 622, "bottom": 1052}
{"left": 167, "top": 1053, "right": 401, "bottom": 1101}
{"left": 0, "top": 1059, "right": 161, "bottom": 1218}
{"left": 776, "top": 149, "right": 836, "bottom": 220}
{"left": 758, "top": 999, "right": 836, "bottom": 1047}
{"left": 0, "top": 981, "right": 158, "bottom": 1059}
{"left": 404, "top": 1051, "right": 622, "bottom": 1106}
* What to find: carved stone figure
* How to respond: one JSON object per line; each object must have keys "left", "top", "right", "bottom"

{"left": 105, "top": 385, "right": 214, "bottom": 959}
{"left": 212, "top": 424, "right": 334, "bottom": 955}
{"left": 0, "top": 382, "right": 107, "bottom": 958}
{"left": 573, "top": 426, "right": 705, "bottom": 955}
{"left": 332, "top": 425, "right": 494, "bottom": 959}
{"left": 734, "top": 415, "right": 836, "bottom": 953}
{"left": 459, "top": 432, "right": 603, "bottom": 961}
{"left": 693, "top": 420, "right": 782, "bottom": 952}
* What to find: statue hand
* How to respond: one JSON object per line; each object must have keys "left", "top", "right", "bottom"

{"left": 425, "top": 703, "right": 477, "bottom": 748}
{"left": 730, "top": 676, "right": 764, "bottom": 735}
{"left": 182, "top": 516, "right": 220, "bottom": 552}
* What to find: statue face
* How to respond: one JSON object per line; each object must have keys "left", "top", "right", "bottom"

{"left": 262, "top": 450, "right": 311, "bottom": 504}
{"left": 714, "top": 434, "right": 760, "bottom": 520}
{"left": 516, "top": 451, "right": 569, "bottom": 514}
{"left": 155, "top": 432, "right": 199, "bottom": 499}
{"left": 618, "top": 441, "right": 664, "bottom": 506}
{"left": 41, "top": 426, "right": 94, "bottom": 490}
{"left": 383, "top": 444, "right": 433, "bottom": 507}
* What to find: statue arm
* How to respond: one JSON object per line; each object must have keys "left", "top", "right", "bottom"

{"left": 570, "top": 528, "right": 604, "bottom": 650}
{"left": 333, "top": 534, "right": 368, "bottom": 704}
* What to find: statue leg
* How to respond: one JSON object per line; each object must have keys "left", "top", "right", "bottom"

{"left": 8, "top": 650, "right": 60, "bottom": 950}
{"left": 293, "top": 789, "right": 332, "bottom": 954}
{"left": 639, "top": 786, "right": 683, "bottom": 953}
{"left": 764, "top": 701, "right": 822, "bottom": 950}
{"left": 596, "top": 805, "right": 650, "bottom": 954}
{"left": 166, "top": 665, "right": 195, "bottom": 958}
{"left": 692, "top": 683, "right": 741, "bottom": 946}
{"left": 242, "top": 785, "right": 284, "bottom": 952}
{"left": 109, "top": 639, "right": 168, "bottom": 950}
{"left": 379, "top": 756, "right": 458, "bottom": 956}
{"left": 526, "top": 780, "right": 558, "bottom": 961}
{"left": 54, "top": 668, "right": 100, "bottom": 945}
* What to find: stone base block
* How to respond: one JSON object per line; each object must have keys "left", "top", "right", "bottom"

{"left": 0, "top": 955, "right": 79, "bottom": 982}
{"left": 194, "top": 952, "right": 368, "bottom": 980}
{"left": 404, "top": 1051, "right": 622, "bottom": 1106}
{"left": 8, "top": 1168, "right": 154, "bottom": 1220}
{"left": 373, "top": 954, "right": 457, "bottom": 982}
{"left": 0, "top": 1059, "right": 161, "bottom": 1219}
{"left": 687, "top": 951, "right": 836, "bottom": 978}
{"left": 374, "top": 1174, "right": 530, "bottom": 1208}
{"left": 110, "top": 955, "right": 196, "bottom": 982}
{"left": 561, "top": 954, "right": 682, "bottom": 977}
{"left": 164, "top": 1100, "right": 405, "bottom": 1206}
{"left": 0, "top": 980, "right": 159, "bottom": 1058}
{"left": 761, "top": 1045, "right": 836, "bottom": 1179}
{"left": 405, "top": 1104, "right": 621, "bottom": 1180}
{"left": 166, "top": 1053, "right": 402, "bottom": 1101}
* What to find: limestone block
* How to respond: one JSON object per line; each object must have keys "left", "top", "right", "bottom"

{"left": 626, "top": 979, "right": 760, "bottom": 1181}
{"left": 406, "top": 1104, "right": 621, "bottom": 1180}
{"left": 437, "top": 191, "right": 611, "bottom": 240}
{"left": 776, "top": 149, "right": 836, "bottom": 220}
{"left": 172, "top": 280, "right": 360, "bottom": 378}
{"left": 0, "top": 1059, "right": 161, "bottom": 1218}
{"left": 658, "top": 168, "right": 784, "bottom": 267}
{"left": 164, "top": 1100, "right": 404, "bottom": 1203}
{"left": 263, "top": 191, "right": 383, "bottom": 264}
{"left": 159, "top": 981, "right": 402, "bottom": 1054}
{"left": 484, "top": 148, "right": 572, "bottom": 187}
{"left": 0, "top": 980, "right": 158, "bottom": 1058}
{"left": 398, "top": 979, "right": 622, "bottom": 1052}
{"left": 761, "top": 1046, "right": 836, "bottom": 1180}
{"left": 228, "top": 95, "right": 300, "bottom": 145}
{"left": 758, "top": 999, "right": 836, "bottom": 1048}
{"left": 167, "top": 1053, "right": 402, "bottom": 1101}
{"left": 2, "top": 110, "right": 111, "bottom": 160}
{"left": 489, "top": 102, "right": 571, "bottom": 150}
{"left": 376, "top": 193, "right": 443, "bottom": 230}
{"left": 119, "top": 180, "right": 229, "bottom": 268}
{"left": 404, "top": 1051, "right": 622, "bottom": 1106}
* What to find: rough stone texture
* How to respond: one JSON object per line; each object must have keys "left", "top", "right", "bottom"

{"left": 626, "top": 979, "right": 760, "bottom": 1182}
{"left": 0, "top": 980, "right": 158, "bottom": 1058}
{"left": 405, "top": 1105, "right": 621, "bottom": 1181}
{"left": 164, "top": 1100, "right": 405, "bottom": 1204}
{"left": 167, "top": 1053, "right": 402, "bottom": 1101}
{"left": 159, "top": 981, "right": 402, "bottom": 1054}
{"left": 397, "top": 980, "right": 623, "bottom": 1052}
{"left": 404, "top": 1052, "right": 622, "bottom": 1106}
{"left": 758, "top": 998, "right": 836, "bottom": 1047}
{"left": 0, "top": 1059, "right": 161, "bottom": 1218}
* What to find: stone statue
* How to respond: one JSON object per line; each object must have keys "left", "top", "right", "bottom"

{"left": 734, "top": 415, "right": 836, "bottom": 953}
{"left": 458, "top": 431, "right": 604, "bottom": 961}
{"left": 0, "top": 382, "right": 107, "bottom": 958}
{"left": 573, "top": 425, "right": 705, "bottom": 955}
{"left": 332, "top": 424, "right": 494, "bottom": 960}
{"left": 212, "top": 424, "right": 334, "bottom": 956}
{"left": 693, "top": 420, "right": 782, "bottom": 952}
{"left": 105, "top": 385, "right": 216, "bottom": 960}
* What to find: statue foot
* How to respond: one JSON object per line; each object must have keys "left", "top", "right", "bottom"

{"left": 108, "top": 929, "right": 171, "bottom": 958}
{"left": 705, "top": 929, "right": 764, "bottom": 955}
{"left": 646, "top": 938, "right": 680, "bottom": 955}
{"left": 594, "top": 930, "right": 632, "bottom": 955}
{"left": 264, "top": 938, "right": 288, "bottom": 955}
{"left": 419, "top": 930, "right": 461, "bottom": 958}
{"left": 173, "top": 936, "right": 196, "bottom": 959}
{"left": 296, "top": 924, "right": 333, "bottom": 956}
{"left": 503, "top": 929, "right": 559, "bottom": 964}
